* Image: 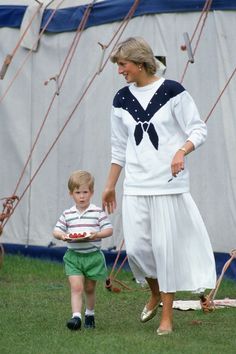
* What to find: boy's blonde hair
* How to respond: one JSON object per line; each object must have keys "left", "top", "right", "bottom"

{"left": 110, "top": 37, "right": 158, "bottom": 75}
{"left": 68, "top": 170, "right": 94, "bottom": 193}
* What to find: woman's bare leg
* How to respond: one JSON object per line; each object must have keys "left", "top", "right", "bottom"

{"left": 159, "top": 292, "right": 175, "bottom": 331}
{"left": 145, "top": 277, "right": 161, "bottom": 309}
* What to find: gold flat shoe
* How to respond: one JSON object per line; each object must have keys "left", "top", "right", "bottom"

{"left": 157, "top": 328, "right": 172, "bottom": 336}
{"left": 140, "top": 303, "right": 159, "bottom": 323}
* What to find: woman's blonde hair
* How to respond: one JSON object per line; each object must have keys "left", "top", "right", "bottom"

{"left": 110, "top": 37, "right": 158, "bottom": 75}
{"left": 68, "top": 170, "right": 94, "bottom": 193}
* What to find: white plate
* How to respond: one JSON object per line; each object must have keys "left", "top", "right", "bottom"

{"left": 66, "top": 232, "right": 91, "bottom": 242}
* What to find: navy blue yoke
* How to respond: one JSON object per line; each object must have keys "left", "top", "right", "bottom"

{"left": 113, "top": 80, "right": 185, "bottom": 150}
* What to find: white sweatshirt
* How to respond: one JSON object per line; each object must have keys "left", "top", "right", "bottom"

{"left": 111, "top": 78, "right": 207, "bottom": 195}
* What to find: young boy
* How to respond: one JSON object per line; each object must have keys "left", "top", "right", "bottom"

{"left": 53, "top": 170, "right": 113, "bottom": 331}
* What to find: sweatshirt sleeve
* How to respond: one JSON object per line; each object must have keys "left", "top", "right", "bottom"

{"left": 172, "top": 90, "right": 207, "bottom": 149}
{"left": 111, "top": 106, "right": 128, "bottom": 167}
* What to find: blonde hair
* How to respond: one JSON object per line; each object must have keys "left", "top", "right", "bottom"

{"left": 110, "top": 37, "right": 158, "bottom": 75}
{"left": 68, "top": 170, "right": 94, "bottom": 193}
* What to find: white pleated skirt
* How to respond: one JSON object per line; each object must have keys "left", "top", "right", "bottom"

{"left": 122, "top": 193, "right": 216, "bottom": 293}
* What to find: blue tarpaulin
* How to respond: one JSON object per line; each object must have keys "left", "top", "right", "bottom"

{"left": 0, "top": 0, "right": 236, "bottom": 33}
{"left": 2, "top": 243, "right": 236, "bottom": 281}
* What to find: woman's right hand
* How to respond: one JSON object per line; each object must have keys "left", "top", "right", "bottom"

{"left": 102, "top": 163, "right": 122, "bottom": 214}
{"left": 102, "top": 188, "right": 116, "bottom": 214}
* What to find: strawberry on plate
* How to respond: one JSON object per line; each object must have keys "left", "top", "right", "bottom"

{"left": 66, "top": 232, "right": 91, "bottom": 242}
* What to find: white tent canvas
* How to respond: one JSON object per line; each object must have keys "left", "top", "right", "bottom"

{"left": 0, "top": 0, "right": 235, "bottom": 255}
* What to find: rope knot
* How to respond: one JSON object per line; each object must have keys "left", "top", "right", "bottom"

{"left": 200, "top": 294, "right": 215, "bottom": 313}
{"left": 0, "top": 195, "right": 19, "bottom": 233}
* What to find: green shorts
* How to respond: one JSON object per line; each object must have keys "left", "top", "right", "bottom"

{"left": 63, "top": 249, "right": 107, "bottom": 280}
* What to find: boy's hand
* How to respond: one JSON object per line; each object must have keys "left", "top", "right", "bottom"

{"left": 89, "top": 228, "right": 113, "bottom": 240}
{"left": 53, "top": 230, "right": 68, "bottom": 241}
{"left": 89, "top": 232, "right": 99, "bottom": 240}
{"left": 60, "top": 233, "right": 68, "bottom": 241}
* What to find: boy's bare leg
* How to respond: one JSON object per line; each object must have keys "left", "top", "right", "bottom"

{"left": 84, "top": 279, "right": 97, "bottom": 310}
{"left": 68, "top": 275, "right": 84, "bottom": 313}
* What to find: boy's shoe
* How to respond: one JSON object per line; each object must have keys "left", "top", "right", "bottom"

{"left": 84, "top": 315, "right": 95, "bottom": 329}
{"left": 66, "top": 316, "right": 81, "bottom": 330}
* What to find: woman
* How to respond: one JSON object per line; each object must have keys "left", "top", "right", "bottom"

{"left": 102, "top": 37, "right": 216, "bottom": 335}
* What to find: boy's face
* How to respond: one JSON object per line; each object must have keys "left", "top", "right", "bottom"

{"left": 70, "top": 184, "right": 93, "bottom": 211}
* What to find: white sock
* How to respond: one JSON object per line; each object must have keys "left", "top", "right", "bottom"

{"left": 72, "top": 312, "right": 81, "bottom": 319}
{"left": 85, "top": 309, "right": 95, "bottom": 316}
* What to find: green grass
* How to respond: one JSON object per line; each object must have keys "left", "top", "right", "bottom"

{"left": 0, "top": 254, "right": 236, "bottom": 354}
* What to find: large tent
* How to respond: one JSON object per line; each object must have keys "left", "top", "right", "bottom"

{"left": 0, "top": 0, "right": 235, "bottom": 275}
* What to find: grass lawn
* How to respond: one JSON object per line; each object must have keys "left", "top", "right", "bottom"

{"left": 0, "top": 254, "right": 236, "bottom": 354}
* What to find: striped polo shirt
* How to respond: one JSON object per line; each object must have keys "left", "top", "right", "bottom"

{"left": 54, "top": 203, "right": 113, "bottom": 253}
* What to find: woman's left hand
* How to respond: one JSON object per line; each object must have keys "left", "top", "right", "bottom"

{"left": 171, "top": 150, "right": 185, "bottom": 177}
